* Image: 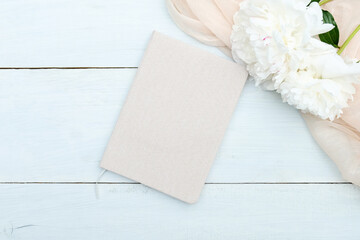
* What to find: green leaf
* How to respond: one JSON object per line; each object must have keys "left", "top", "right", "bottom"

{"left": 319, "top": 10, "right": 340, "bottom": 48}
{"left": 308, "top": 0, "right": 320, "bottom": 5}
{"left": 307, "top": 0, "right": 320, "bottom": 7}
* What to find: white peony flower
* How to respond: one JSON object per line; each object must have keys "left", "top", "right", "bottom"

{"left": 278, "top": 52, "right": 359, "bottom": 120}
{"left": 231, "top": 0, "right": 360, "bottom": 120}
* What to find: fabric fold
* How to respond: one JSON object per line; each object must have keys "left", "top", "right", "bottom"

{"left": 166, "top": 0, "right": 360, "bottom": 186}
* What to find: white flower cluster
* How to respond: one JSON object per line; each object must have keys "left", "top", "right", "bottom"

{"left": 231, "top": 0, "right": 360, "bottom": 120}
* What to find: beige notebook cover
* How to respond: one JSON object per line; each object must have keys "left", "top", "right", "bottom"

{"left": 101, "top": 31, "right": 247, "bottom": 203}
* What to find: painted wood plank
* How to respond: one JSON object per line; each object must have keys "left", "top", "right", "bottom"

{"left": 0, "top": 69, "right": 342, "bottom": 182}
{"left": 1, "top": 184, "right": 360, "bottom": 239}
{"left": 0, "top": 0, "right": 222, "bottom": 67}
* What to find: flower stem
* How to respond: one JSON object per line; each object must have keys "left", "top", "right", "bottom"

{"left": 319, "top": 0, "right": 333, "bottom": 6}
{"left": 337, "top": 24, "right": 360, "bottom": 55}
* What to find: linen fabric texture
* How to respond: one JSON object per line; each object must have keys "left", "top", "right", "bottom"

{"left": 101, "top": 32, "right": 248, "bottom": 203}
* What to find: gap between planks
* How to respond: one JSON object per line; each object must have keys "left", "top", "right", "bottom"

{"left": 0, "top": 182, "right": 352, "bottom": 185}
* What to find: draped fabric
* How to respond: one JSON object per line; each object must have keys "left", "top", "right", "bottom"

{"left": 166, "top": 0, "right": 360, "bottom": 186}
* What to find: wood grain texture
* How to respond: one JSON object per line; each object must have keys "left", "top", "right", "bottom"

{"left": 1, "top": 0, "right": 360, "bottom": 238}
{"left": 0, "top": 0, "right": 222, "bottom": 68}
{"left": 0, "top": 69, "right": 343, "bottom": 183}
{"left": 1, "top": 184, "right": 360, "bottom": 240}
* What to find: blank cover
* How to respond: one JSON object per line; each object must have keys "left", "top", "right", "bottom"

{"left": 101, "top": 31, "right": 247, "bottom": 203}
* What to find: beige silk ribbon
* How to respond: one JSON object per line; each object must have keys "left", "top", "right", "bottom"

{"left": 166, "top": 0, "right": 360, "bottom": 186}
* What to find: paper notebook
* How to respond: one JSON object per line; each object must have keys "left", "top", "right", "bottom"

{"left": 100, "top": 31, "right": 247, "bottom": 203}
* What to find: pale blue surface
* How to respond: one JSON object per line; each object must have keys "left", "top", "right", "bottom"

{"left": 0, "top": 0, "right": 359, "bottom": 239}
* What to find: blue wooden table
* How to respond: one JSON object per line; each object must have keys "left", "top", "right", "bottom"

{"left": 1, "top": 0, "right": 360, "bottom": 239}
